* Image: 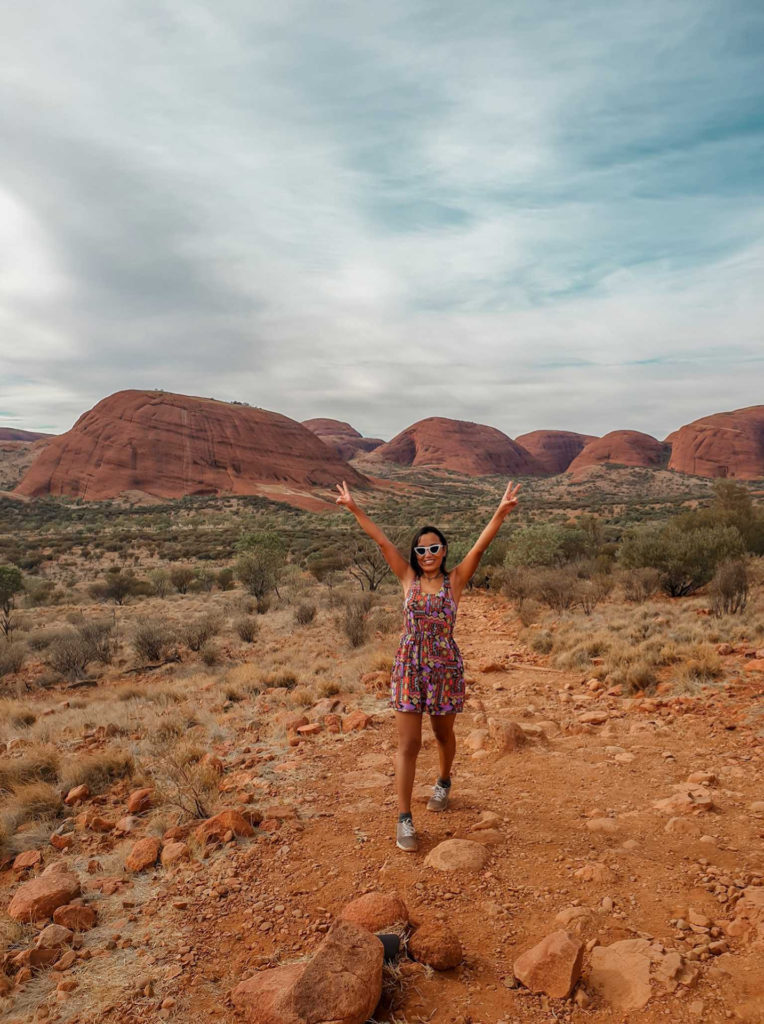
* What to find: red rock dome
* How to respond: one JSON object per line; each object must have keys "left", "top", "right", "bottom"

{"left": 666, "top": 406, "right": 764, "bottom": 480}
{"left": 567, "top": 430, "right": 668, "bottom": 477}
{"left": 15, "top": 390, "right": 367, "bottom": 500}
{"left": 0, "top": 428, "right": 52, "bottom": 441}
{"left": 302, "top": 418, "right": 384, "bottom": 461}
{"left": 368, "top": 417, "right": 543, "bottom": 476}
{"left": 514, "top": 430, "right": 598, "bottom": 475}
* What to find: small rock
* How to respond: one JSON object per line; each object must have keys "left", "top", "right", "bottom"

{"left": 8, "top": 872, "right": 80, "bottom": 922}
{"left": 53, "top": 904, "right": 97, "bottom": 930}
{"left": 408, "top": 920, "right": 462, "bottom": 970}
{"left": 513, "top": 930, "right": 583, "bottom": 999}
{"left": 125, "top": 837, "right": 161, "bottom": 872}
{"left": 161, "top": 841, "right": 189, "bottom": 867}
{"left": 340, "top": 891, "right": 408, "bottom": 932}
{"left": 424, "top": 839, "right": 488, "bottom": 872}
{"left": 127, "top": 788, "right": 153, "bottom": 814}
{"left": 36, "top": 924, "right": 73, "bottom": 949}
{"left": 342, "top": 710, "right": 372, "bottom": 732}
{"left": 589, "top": 938, "right": 652, "bottom": 1010}
{"left": 586, "top": 818, "right": 619, "bottom": 835}
{"left": 64, "top": 785, "right": 90, "bottom": 806}
{"left": 13, "top": 849, "right": 42, "bottom": 872}
{"left": 193, "top": 809, "right": 255, "bottom": 845}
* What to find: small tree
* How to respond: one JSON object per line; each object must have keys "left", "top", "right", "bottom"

{"left": 0, "top": 565, "right": 23, "bottom": 638}
{"left": 346, "top": 539, "right": 390, "bottom": 592}
{"left": 234, "top": 532, "right": 286, "bottom": 599}
{"left": 619, "top": 523, "right": 744, "bottom": 597}
{"left": 709, "top": 559, "right": 749, "bottom": 616}
{"left": 169, "top": 566, "right": 196, "bottom": 594}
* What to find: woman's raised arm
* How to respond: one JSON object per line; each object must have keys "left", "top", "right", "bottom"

{"left": 449, "top": 480, "right": 521, "bottom": 601}
{"left": 335, "top": 482, "right": 412, "bottom": 582}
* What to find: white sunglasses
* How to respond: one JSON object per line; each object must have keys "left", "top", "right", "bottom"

{"left": 414, "top": 543, "right": 444, "bottom": 556}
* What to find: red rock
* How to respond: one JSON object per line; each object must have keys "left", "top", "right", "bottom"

{"left": 490, "top": 719, "right": 527, "bottom": 754}
{"left": 125, "top": 837, "right": 161, "bottom": 872}
{"left": 11, "top": 946, "right": 59, "bottom": 969}
{"left": 0, "top": 427, "right": 52, "bottom": 441}
{"left": 8, "top": 872, "right": 81, "bottom": 922}
{"left": 36, "top": 923, "right": 73, "bottom": 948}
{"left": 369, "top": 417, "right": 543, "bottom": 476}
{"left": 160, "top": 841, "right": 189, "bottom": 867}
{"left": 114, "top": 815, "right": 140, "bottom": 835}
{"left": 15, "top": 390, "right": 367, "bottom": 501}
{"left": 302, "top": 419, "right": 384, "bottom": 461}
{"left": 126, "top": 788, "right": 152, "bottom": 814}
{"left": 12, "top": 849, "right": 42, "bottom": 871}
{"left": 296, "top": 723, "right": 321, "bottom": 736}
{"left": 282, "top": 714, "right": 309, "bottom": 733}
{"left": 744, "top": 659, "right": 764, "bottom": 673}
{"left": 64, "top": 785, "right": 90, "bottom": 806}
{"left": 193, "top": 809, "right": 254, "bottom": 845}
{"left": 666, "top": 406, "right": 764, "bottom": 480}
{"left": 340, "top": 892, "right": 408, "bottom": 932}
{"left": 324, "top": 714, "right": 342, "bottom": 733}
{"left": 54, "top": 949, "right": 76, "bottom": 971}
{"left": 408, "top": 920, "right": 462, "bottom": 970}
{"left": 567, "top": 430, "right": 668, "bottom": 476}
{"left": 50, "top": 833, "right": 74, "bottom": 851}
{"left": 342, "top": 710, "right": 372, "bottom": 732}
{"left": 513, "top": 930, "right": 584, "bottom": 999}
{"left": 231, "top": 920, "right": 383, "bottom": 1024}
{"left": 202, "top": 754, "right": 224, "bottom": 774}
{"left": 424, "top": 839, "right": 488, "bottom": 872}
{"left": 53, "top": 904, "right": 97, "bottom": 931}
{"left": 88, "top": 816, "right": 116, "bottom": 833}
{"left": 514, "top": 430, "right": 597, "bottom": 474}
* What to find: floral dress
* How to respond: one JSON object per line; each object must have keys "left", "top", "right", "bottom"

{"left": 390, "top": 573, "right": 465, "bottom": 715}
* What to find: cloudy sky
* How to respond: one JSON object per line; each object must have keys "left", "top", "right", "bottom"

{"left": 1, "top": 1, "right": 762, "bottom": 442}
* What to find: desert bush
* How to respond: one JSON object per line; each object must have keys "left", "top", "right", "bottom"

{"left": 0, "top": 746, "right": 60, "bottom": 792}
{"left": 183, "top": 613, "right": 222, "bottom": 652}
{"left": 46, "top": 631, "right": 90, "bottom": 679}
{"left": 0, "top": 565, "right": 23, "bottom": 639}
{"left": 148, "top": 569, "right": 172, "bottom": 598}
{"left": 342, "top": 598, "right": 368, "bottom": 648}
{"left": 150, "top": 739, "right": 218, "bottom": 819}
{"left": 132, "top": 617, "right": 172, "bottom": 663}
{"left": 528, "top": 630, "right": 554, "bottom": 654}
{"left": 23, "top": 577, "right": 57, "bottom": 607}
{"left": 0, "top": 642, "right": 26, "bottom": 677}
{"left": 709, "top": 560, "right": 749, "bottom": 617}
{"left": 518, "top": 598, "right": 543, "bottom": 627}
{"left": 200, "top": 642, "right": 221, "bottom": 666}
{"left": 576, "top": 578, "right": 610, "bottom": 615}
{"left": 90, "top": 570, "right": 148, "bottom": 605}
{"left": 216, "top": 567, "right": 235, "bottom": 591}
{"left": 223, "top": 663, "right": 263, "bottom": 695}
{"left": 504, "top": 524, "right": 591, "bottom": 568}
{"left": 0, "top": 700, "right": 36, "bottom": 728}
{"left": 263, "top": 669, "right": 298, "bottom": 690}
{"left": 316, "top": 679, "right": 340, "bottom": 697}
{"left": 502, "top": 567, "right": 536, "bottom": 604}
{"left": 60, "top": 749, "right": 134, "bottom": 794}
{"left": 294, "top": 602, "right": 317, "bottom": 626}
{"left": 622, "top": 567, "right": 662, "bottom": 602}
{"left": 533, "top": 568, "right": 579, "bottom": 612}
{"left": 192, "top": 568, "right": 216, "bottom": 593}
{"left": 290, "top": 686, "right": 314, "bottom": 707}
{"left": 78, "top": 619, "right": 115, "bottom": 665}
{"left": 623, "top": 660, "right": 659, "bottom": 694}
{"left": 234, "top": 532, "right": 286, "bottom": 599}
{"left": 256, "top": 595, "right": 271, "bottom": 615}
{"left": 169, "top": 565, "right": 196, "bottom": 594}
{"left": 619, "top": 523, "right": 745, "bottom": 597}
{"left": 234, "top": 616, "right": 258, "bottom": 642}
{"left": 26, "top": 628, "right": 60, "bottom": 652}
{"left": 1, "top": 781, "right": 62, "bottom": 833}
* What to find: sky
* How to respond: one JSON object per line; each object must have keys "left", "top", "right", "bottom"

{"left": 1, "top": 0, "right": 762, "bottom": 442}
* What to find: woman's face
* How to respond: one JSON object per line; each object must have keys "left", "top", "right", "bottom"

{"left": 415, "top": 531, "right": 446, "bottom": 574}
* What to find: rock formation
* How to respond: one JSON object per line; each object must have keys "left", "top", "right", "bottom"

{"left": 15, "top": 390, "right": 366, "bottom": 500}
{"left": 567, "top": 431, "right": 669, "bottom": 477}
{"left": 514, "top": 430, "right": 597, "bottom": 475}
{"left": 302, "top": 418, "right": 384, "bottom": 461}
{"left": 368, "top": 417, "right": 543, "bottom": 476}
{"left": 0, "top": 428, "right": 52, "bottom": 441}
{"left": 665, "top": 406, "right": 764, "bottom": 480}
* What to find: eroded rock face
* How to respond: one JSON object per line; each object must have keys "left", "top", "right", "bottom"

{"left": 8, "top": 872, "right": 80, "bottom": 922}
{"left": 15, "top": 390, "right": 367, "bottom": 500}
{"left": 514, "top": 431, "right": 597, "bottom": 475}
{"left": 567, "top": 431, "right": 669, "bottom": 476}
{"left": 666, "top": 406, "right": 764, "bottom": 480}
{"left": 302, "top": 419, "right": 384, "bottom": 461}
{"left": 231, "top": 920, "right": 383, "bottom": 1024}
{"left": 368, "top": 417, "right": 543, "bottom": 476}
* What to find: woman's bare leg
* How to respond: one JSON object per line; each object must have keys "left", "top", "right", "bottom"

{"left": 429, "top": 713, "right": 457, "bottom": 781}
{"left": 395, "top": 711, "right": 423, "bottom": 814}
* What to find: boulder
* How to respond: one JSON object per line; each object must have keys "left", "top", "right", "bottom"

{"left": 342, "top": 710, "right": 372, "bottom": 732}
{"left": 588, "top": 938, "right": 652, "bottom": 1010}
{"left": 489, "top": 719, "right": 527, "bottom": 754}
{"left": 513, "top": 930, "right": 583, "bottom": 998}
{"left": 161, "top": 841, "right": 190, "bottom": 867}
{"left": 64, "top": 784, "right": 90, "bottom": 806}
{"left": 408, "top": 920, "right": 462, "bottom": 970}
{"left": 193, "top": 809, "right": 255, "bottom": 845}
{"left": 340, "top": 892, "right": 408, "bottom": 932}
{"left": 12, "top": 849, "right": 42, "bottom": 871}
{"left": 231, "top": 920, "right": 383, "bottom": 1024}
{"left": 127, "top": 788, "right": 153, "bottom": 813}
{"left": 8, "top": 872, "right": 81, "bottom": 922}
{"left": 125, "top": 837, "right": 161, "bottom": 872}
{"left": 53, "top": 903, "right": 97, "bottom": 931}
{"left": 424, "top": 839, "right": 488, "bottom": 872}
{"left": 36, "top": 923, "right": 73, "bottom": 949}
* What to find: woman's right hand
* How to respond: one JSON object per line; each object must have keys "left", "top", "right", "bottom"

{"left": 335, "top": 480, "right": 358, "bottom": 511}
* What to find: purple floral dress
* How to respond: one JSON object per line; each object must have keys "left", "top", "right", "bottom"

{"left": 390, "top": 574, "right": 465, "bottom": 715}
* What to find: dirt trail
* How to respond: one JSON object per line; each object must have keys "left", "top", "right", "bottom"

{"left": 4, "top": 594, "right": 764, "bottom": 1023}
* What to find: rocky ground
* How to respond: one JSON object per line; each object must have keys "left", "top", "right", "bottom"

{"left": 2, "top": 593, "right": 763, "bottom": 1024}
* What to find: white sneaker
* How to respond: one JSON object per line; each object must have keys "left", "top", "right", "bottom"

{"left": 426, "top": 782, "right": 450, "bottom": 812}
{"left": 396, "top": 818, "right": 419, "bottom": 852}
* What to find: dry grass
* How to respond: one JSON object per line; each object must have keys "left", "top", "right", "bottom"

{"left": 0, "top": 699, "right": 37, "bottom": 729}
{"left": 0, "top": 781, "right": 63, "bottom": 833}
{"left": 289, "top": 686, "right": 315, "bottom": 707}
{"left": 59, "top": 749, "right": 134, "bottom": 793}
{"left": 0, "top": 745, "right": 61, "bottom": 792}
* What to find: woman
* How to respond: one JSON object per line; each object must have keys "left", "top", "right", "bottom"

{"left": 335, "top": 479, "right": 521, "bottom": 852}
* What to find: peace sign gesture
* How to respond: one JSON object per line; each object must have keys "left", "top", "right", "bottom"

{"left": 497, "top": 480, "right": 522, "bottom": 517}
{"left": 335, "top": 480, "right": 358, "bottom": 511}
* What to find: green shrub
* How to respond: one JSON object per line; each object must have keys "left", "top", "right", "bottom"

{"left": 622, "top": 567, "right": 661, "bottom": 602}
{"left": 46, "top": 631, "right": 90, "bottom": 679}
{"left": 0, "top": 642, "right": 26, "bottom": 677}
{"left": 169, "top": 566, "right": 195, "bottom": 594}
{"left": 619, "top": 523, "right": 745, "bottom": 597}
{"left": 148, "top": 569, "right": 172, "bottom": 598}
{"left": 78, "top": 619, "right": 115, "bottom": 665}
{"left": 709, "top": 560, "right": 749, "bottom": 617}
{"left": 504, "top": 524, "right": 590, "bottom": 568}
{"left": 132, "top": 618, "right": 171, "bottom": 663}
{"left": 183, "top": 613, "right": 221, "bottom": 652}
{"left": 234, "top": 616, "right": 258, "bottom": 642}
{"left": 216, "top": 567, "right": 235, "bottom": 591}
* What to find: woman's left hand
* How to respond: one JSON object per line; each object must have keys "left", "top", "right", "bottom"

{"left": 497, "top": 480, "right": 522, "bottom": 516}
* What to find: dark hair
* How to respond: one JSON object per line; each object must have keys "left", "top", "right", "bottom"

{"left": 409, "top": 525, "right": 449, "bottom": 577}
